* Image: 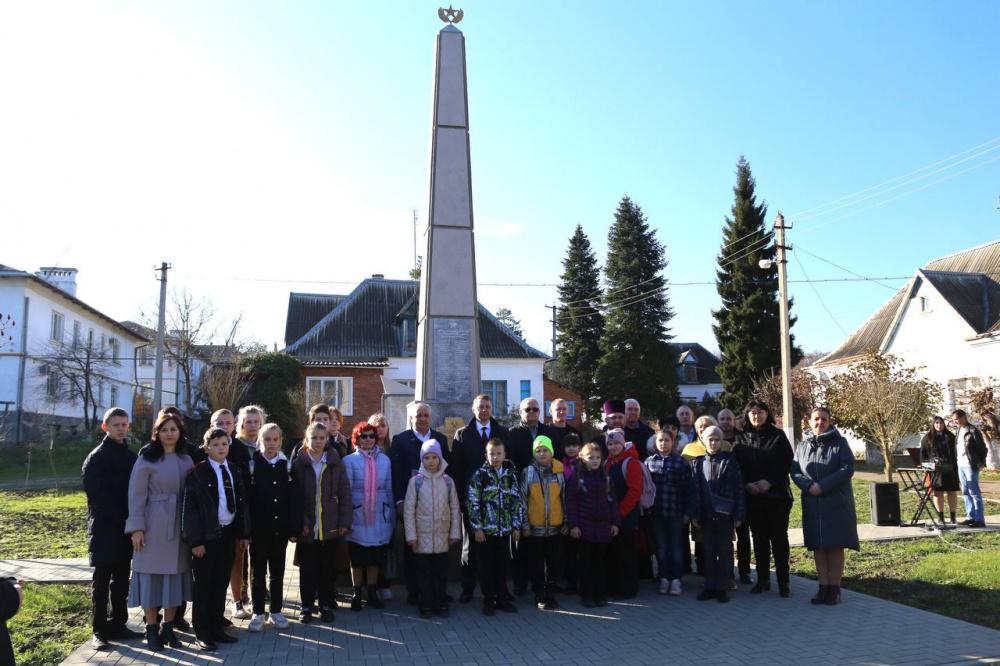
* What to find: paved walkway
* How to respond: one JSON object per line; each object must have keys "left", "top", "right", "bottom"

{"left": 56, "top": 563, "right": 1000, "bottom": 666}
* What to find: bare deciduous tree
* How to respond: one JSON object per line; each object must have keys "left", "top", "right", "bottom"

{"left": 968, "top": 384, "right": 1000, "bottom": 470}
{"left": 140, "top": 288, "right": 247, "bottom": 413}
{"left": 200, "top": 355, "right": 250, "bottom": 413}
{"left": 34, "top": 336, "right": 116, "bottom": 433}
{"left": 822, "top": 350, "right": 941, "bottom": 482}
{"left": 752, "top": 367, "right": 824, "bottom": 442}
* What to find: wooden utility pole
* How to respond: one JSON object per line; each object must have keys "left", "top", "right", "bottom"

{"left": 547, "top": 305, "right": 558, "bottom": 359}
{"left": 152, "top": 262, "right": 170, "bottom": 415}
{"left": 774, "top": 214, "right": 795, "bottom": 443}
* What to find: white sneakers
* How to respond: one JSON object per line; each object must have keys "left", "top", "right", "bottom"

{"left": 669, "top": 579, "right": 682, "bottom": 596}
{"left": 658, "top": 579, "right": 670, "bottom": 595}
{"left": 231, "top": 601, "right": 251, "bottom": 620}
{"left": 250, "top": 612, "right": 290, "bottom": 631}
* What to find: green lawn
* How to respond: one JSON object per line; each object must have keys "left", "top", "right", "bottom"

{"left": 0, "top": 440, "right": 96, "bottom": 484}
{"left": 790, "top": 532, "right": 1000, "bottom": 630}
{"left": 788, "top": 478, "right": 998, "bottom": 529}
{"left": 0, "top": 490, "right": 88, "bottom": 559}
{"left": 8, "top": 583, "right": 91, "bottom": 666}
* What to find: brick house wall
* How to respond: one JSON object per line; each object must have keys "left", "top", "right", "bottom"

{"left": 299, "top": 366, "right": 385, "bottom": 432}
{"left": 543, "top": 377, "right": 583, "bottom": 429}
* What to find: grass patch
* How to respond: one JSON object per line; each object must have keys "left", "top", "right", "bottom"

{"left": 0, "top": 490, "right": 88, "bottom": 558}
{"left": 788, "top": 477, "right": 998, "bottom": 529}
{"left": 8, "top": 583, "right": 91, "bottom": 666}
{"left": 0, "top": 439, "right": 97, "bottom": 484}
{"left": 790, "top": 531, "right": 1000, "bottom": 630}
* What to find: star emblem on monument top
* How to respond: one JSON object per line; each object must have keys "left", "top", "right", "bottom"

{"left": 438, "top": 5, "right": 464, "bottom": 24}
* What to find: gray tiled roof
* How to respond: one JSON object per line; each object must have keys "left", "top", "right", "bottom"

{"left": 816, "top": 240, "right": 1000, "bottom": 367}
{"left": 283, "top": 278, "right": 548, "bottom": 362}
{"left": 670, "top": 342, "right": 722, "bottom": 384}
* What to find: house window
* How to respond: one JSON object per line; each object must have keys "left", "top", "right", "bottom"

{"left": 480, "top": 380, "right": 507, "bottom": 415}
{"left": 96, "top": 380, "right": 104, "bottom": 407}
{"left": 306, "top": 377, "right": 354, "bottom": 416}
{"left": 920, "top": 296, "right": 931, "bottom": 313}
{"left": 72, "top": 321, "right": 81, "bottom": 348}
{"left": 683, "top": 365, "right": 698, "bottom": 383}
{"left": 520, "top": 380, "right": 531, "bottom": 401}
{"left": 109, "top": 338, "right": 120, "bottom": 364}
{"left": 544, "top": 400, "right": 576, "bottom": 420}
{"left": 46, "top": 373, "right": 60, "bottom": 398}
{"left": 402, "top": 318, "right": 417, "bottom": 354}
{"left": 50, "top": 312, "right": 64, "bottom": 342}
{"left": 138, "top": 346, "right": 153, "bottom": 366}
{"left": 110, "top": 386, "right": 119, "bottom": 407}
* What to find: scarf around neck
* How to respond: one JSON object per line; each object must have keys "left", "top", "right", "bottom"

{"left": 360, "top": 446, "right": 379, "bottom": 526}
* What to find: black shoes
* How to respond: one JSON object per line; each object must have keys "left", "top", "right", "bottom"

{"left": 696, "top": 591, "right": 716, "bottom": 601}
{"left": 482, "top": 602, "right": 496, "bottom": 616}
{"left": 419, "top": 608, "right": 433, "bottom": 619}
{"left": 750, "top": 580, "right": 771, "bottom": 594}
{"left": 196, "top": 638, "right": 218, "bottom": 651}
{"left": 496, "top": 600, "right": 518, "bottom": 613}
{"left": 536, "top": 596, "right": 558, "bottom": 610}
{"left": 717, "top": 591, "right": 730, "bottom": 603}
{"left": 212, "top": 631, "right": 238, "bottom": 644}
{"left": 172, "top": 616, "right": 191, "bottom": 632}
{"left": 367, "top": 585, "right": 385, "bottom": 609}
{"left": 581, "top": 598, "right": 598, "bottom": 608}
{"left": 351, "top": 587, "right": 364, "bottom": 611}
{"left": 435, "top": 606, "right": 450, "bottom": 617}
{"left": 739, "top": 574, "right": 753, "bottom": 585}
{"left": 144, "top": 624, "right": 164, "bottom": 652}
{"left": 824, "top": 585, "right": 842, "bottom": 605}
{"left": 105, "top": 623, "right": 145, "bottom": 640}
{"left": 459, "top": 589, "right": 474, "bottom": 604}
{"left": 779, "top": 584, "right": 791, "bottom": 598}
{"left": 320, "top": 607, "right": 336, "bottom": 623}
{"left": 811, "top": 584, "right": 829, "bottom": 604}
{"left": 299, "top": 608, "right": 314, "bottom": 623}
{"left": 159, "top": 621, "right": 182, "bottom": 648}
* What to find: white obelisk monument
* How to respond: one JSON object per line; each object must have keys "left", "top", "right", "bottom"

{"left": 413, "top": 7, "right": 481, "bottom": 426}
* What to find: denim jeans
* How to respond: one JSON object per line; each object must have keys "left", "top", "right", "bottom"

{"left": 958, "top": 466, "right": 984, "bottom": 522}
{"left": 652, "top": 515, "right": 685, "bottom": 581}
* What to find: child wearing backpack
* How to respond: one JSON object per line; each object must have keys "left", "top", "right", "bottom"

{"left": 603, "top": 428, "right": 645, "bottom": 599}
{"left": 520, "top": 435, "right": 566, "bottom": 611}
{"left": 403, "top": 441, "right": 461, "bottom": 619}
{"left": 560, "top": 433, "right": 582, "bottom": 594}
{"left": 645, "top": 428, "right": 691, "bottom": 596}
{"left": 566, "top": 442, "right": 619, "bottom": 608}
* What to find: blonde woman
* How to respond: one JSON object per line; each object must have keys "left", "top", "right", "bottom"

{"left": 228, "top": 404, "right": 267, "bottom": 619}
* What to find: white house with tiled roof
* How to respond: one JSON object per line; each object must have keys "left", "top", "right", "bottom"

{"left": 0, "top": 265, "right": 147, "bottom": 443}
{"left": 814, "top": 241, "right": 1000, "bottom": 464}
{"left": 283, "top": 276, "right": 550, "bottom": 433}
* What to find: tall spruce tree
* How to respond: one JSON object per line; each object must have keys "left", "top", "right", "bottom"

{"left": 555, "top": 225, "right": 605, "bottom": 416}
{"left": 713, "top": 157, "right": 802, "bottom": 411}
{"left": 593, "top": 196, "right": 678, "bottom": 416}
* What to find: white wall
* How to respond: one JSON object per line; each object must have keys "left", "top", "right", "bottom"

{"left": 19, "top": 280, "right": 139, "bottom": 419}
{"left": 385, "top": 356, "right": 545, "bottom": 415}
{"left": 677, "top": 383, "right": 724, "bottom": 402}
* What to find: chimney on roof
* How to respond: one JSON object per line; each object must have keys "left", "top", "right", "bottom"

{"left": 371, "top": 273, "right": 385, "bottom": 279}
{"left": 36, "top": 267, "right": 78, "bottom": 297}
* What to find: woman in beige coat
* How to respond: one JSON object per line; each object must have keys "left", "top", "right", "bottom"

{"left": 126, "top": 413, "right": 194, "bottom": 651}
{"left": 403, "top": 441, "right": 461, "bottom": 617}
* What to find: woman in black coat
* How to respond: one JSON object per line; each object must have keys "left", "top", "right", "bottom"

{"left": 732, "top": 400, "right": 794, "bottom": 597}
{"left": 920, "top": 416, "right": 960, "bottom": 525}
{"left": 1, "top": 576, "right": 22, "bottom": 666}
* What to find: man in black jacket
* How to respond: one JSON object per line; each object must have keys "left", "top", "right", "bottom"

{"left": 82, "top": 407, "right": 142, "bottom": 649}
{"left": 952, "top": 409, "right": 989, "bottom": 528}
{"left": 451, "top": 393, "right": 510, "bottom": 603}
{"left": 623, "top": 398, "right": 655, "bottom": 462}
{"left": 389, "top": 402, "right": 449, "bottom": 605}
{"left": 182, "top": 429, "right": 252, "bottom": 651}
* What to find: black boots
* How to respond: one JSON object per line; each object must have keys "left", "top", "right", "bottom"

{"left": 159, "top": 621, "right": 181, "bottom": 648}
{"left": 810, "top": 584, "right": 828, "bottom": 604}
{"left": 825, "top": 585, "right": 842, "bottom": 605}
{"left": 145, "top": 623, "right": 164, "bottom": 652}
{"left": 351, "top": 586, "right": 364, "bottom": 611}
{"left": 367, "top": 585, "right": 385, "bottom": 609}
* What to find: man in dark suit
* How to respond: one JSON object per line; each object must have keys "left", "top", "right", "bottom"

{"left": 451, "top": 393, "right": 510, "bottom": 603}
{"left": 389, "top": 402, "right": 449, "bottom": 605}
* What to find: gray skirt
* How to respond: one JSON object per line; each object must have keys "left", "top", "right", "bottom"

{"left": 128, "top": 572, "right": 192, "bottom": 609}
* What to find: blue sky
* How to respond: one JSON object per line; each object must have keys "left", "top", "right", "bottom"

{"left": 1, "top": 1, "right": 998, "bottom": 357}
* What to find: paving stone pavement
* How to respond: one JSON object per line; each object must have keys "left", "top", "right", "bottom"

{"left": 57, "top": 548, "right": 1000, "bottom": 666}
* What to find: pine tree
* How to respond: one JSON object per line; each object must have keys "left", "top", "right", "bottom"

{"left": 713, "top": 157, "right": 802, "bottom": 411}
{"left": 593, "top": 196, "right": 678, "bottom": 416}
{"left": 494, "top": 307, "right": 524, "bottom": 339}
{"left": 554, "top": 225, "right": 605, "bottom": 416}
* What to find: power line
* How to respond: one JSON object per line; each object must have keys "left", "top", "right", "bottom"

{"left": 790, "top": 136, "right": 1000, "bottom": 220}
{"left": 794, "top": 244, "right": 898, "bottom": 292}
{"left": 792, "top": 250, "right": 848, "bottom": 336}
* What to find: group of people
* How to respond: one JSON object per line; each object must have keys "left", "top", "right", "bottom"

{"left": 76, "top": 390, "right": 988, "bottom": 655}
